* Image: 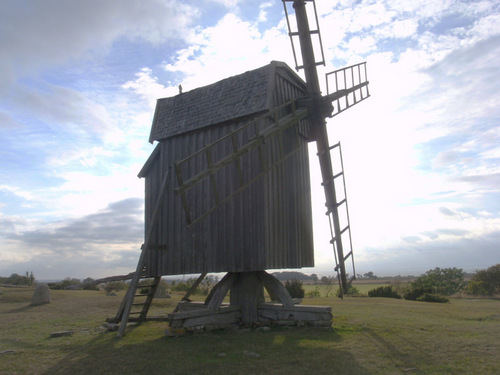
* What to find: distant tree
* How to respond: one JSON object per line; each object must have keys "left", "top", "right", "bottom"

{"left": 363, "top": 271, "right": 377, "bottom": 279}
{"left": 103, "top": 281, "right": 128, "bottom": 292}
{"left": 320, "top": 276, "right": 330, "bottom": 284}
{"left": 0, "top": 272, "right": 35, "bottom": 286}
{"left": 82, "top": 277, "right": 99, "bottom": 290}
{"left": 466, "top": 264, "right": 500, "bottom": 296}
{"left": 200, "top": 275, "right": 218, "bottom": 295}
{"left": 404, "top": 267, "right": 466, "bottom": 301}
{"left": 272, "top": 271, "right": 312, "bottom": 281}
{"left": 171, "top": 277, "right": 200, "bottom": 293}
{"left": 310, "top": 274, "right": 319, "bottom": 284}
{"left": 60, "top": 277, "right": 82, "bottom": 290}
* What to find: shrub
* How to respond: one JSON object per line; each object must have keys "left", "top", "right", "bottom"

{"left": 368, "top": 285, "right": 401, "bottom": 299}
{"left": 307, "top": 286, "right": 321, "bottom": 298}
{"left": 285, "top": 279, "right": 305, "bottom": 298}
{"left": 82, "top": 277, "right": 99, "bottom": 291}
{"left": 171, "top": 278, "right": 200, "bottom": 293}
{"left": 403, "top": 286, "right": 434, "bottom": 301}
{"left": 336, "top": 284, "right": 360, "bottom": 298}
{"left": 404, "top": 267, "right": 466, "bottom": 301}
{"left": 103, "top": 281, "right": 128, "bottom": 293}
{"left": 466, "top": 264, "right": 500, "bottom": 296}
{"left": 0, "top": 272, "right": 35, "bottom": 286}
{"left": 416, "top": 293, "right": 449, "bottom": 303}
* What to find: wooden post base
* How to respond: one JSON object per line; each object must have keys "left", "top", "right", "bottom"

{"left": 168, "top": 271, "right": 332, "bottom": 330}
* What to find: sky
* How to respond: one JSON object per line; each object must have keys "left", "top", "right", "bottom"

{"left": 1, "top": 0, "right": 499, "bottom": 281}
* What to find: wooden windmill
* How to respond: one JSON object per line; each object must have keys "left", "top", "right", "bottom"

{"left": 111, "top": 0, "right": 369, "bottom": 336}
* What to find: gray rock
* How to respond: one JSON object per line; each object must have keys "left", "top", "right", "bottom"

{"left": 31, "top": 283, "right": 51, "bottom": 305}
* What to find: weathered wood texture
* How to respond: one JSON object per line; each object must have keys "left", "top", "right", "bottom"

{"left": 140, "top": 61, "right": 314, "bottom": 276}
{"left": 168, "top": 272, "right": 332, "bottom": 329}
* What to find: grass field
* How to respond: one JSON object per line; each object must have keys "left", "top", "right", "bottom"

{"left": 0, "top": 286, "right": 498, "bottom": 375}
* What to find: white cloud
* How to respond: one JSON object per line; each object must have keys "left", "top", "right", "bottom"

{"left": 163, "top": 13, "right": 293, "bottom": 89}
{"left": 0, "top": 0, "right": 198, "bottom": 86}
{"left": 0, "top": 185, "right": 34, "bottom": 201}
{"left": 122, "top": 68, "right": 175, "bottom": 109}
{"left": 258, "top": 1, "right": 274, "bottom": 22}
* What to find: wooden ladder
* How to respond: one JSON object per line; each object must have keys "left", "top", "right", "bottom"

{"left": 111, "top": 164, "right": 171, "bottom": 337}
{"left": 109, "top": 268, "right": 161, "bottom": 325}
{"left": 325, "top": 142, "right": 356, "bottom": 297}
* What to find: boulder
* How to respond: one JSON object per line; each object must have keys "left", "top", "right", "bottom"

{"left": 31, "top": 283, "right": 51, "bottom": 305}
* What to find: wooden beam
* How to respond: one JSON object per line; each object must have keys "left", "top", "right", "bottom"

{"left": 117, "top": 165, "right": 171, "bottom": 337}
{"left": 173, "top": 273, "right": 207, "bottom": 313}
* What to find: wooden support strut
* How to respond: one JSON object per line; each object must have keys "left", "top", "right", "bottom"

{"left": 117, "top": 164, "right": 171, "bottom": 337}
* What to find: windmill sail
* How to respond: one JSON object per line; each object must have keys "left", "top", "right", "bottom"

{"left": 326, "top": 62, "right": 370, "bottom": 117}
{"left": 283, "top": 0, "right": 370, "bottom": 295}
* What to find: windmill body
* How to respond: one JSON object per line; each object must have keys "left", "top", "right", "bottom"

{"left": 139, "top": 61, "right": 314, "bottom": 276}
{"left": 111, "top": 0, "right": 369, "bottom": 336}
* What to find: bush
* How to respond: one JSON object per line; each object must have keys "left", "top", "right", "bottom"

{"left": 285, "top": 279, "right": 305, "bottom": 298}
{"left": 307, "top": 286, "right": 321, "bottom": 298}
{"left": 171, "top": 278, "right": 200, "bottom": 293}
{"left": 466, "top": 264, "right": 500, "bottom": 296}
{"left": 0, "top": 272, "right": 35, "bottom": 286}
{"left": 368, "top": 285, "right": 401, "bottom": 299}
{"left": 403, "top": 286, "right": 434, "bottom": 301}
{"left": 103, "top": 281, "right": 128, "bottom": 293}
{"left": 416, "top": 293, "right": 449, "bottom": 303}
{"left": 336, "top": 284, "right": 360, "bottom": 298}
{"left": 82, "top": 277, "right": 99, "bottom": 291}
{"left": 404, "top": 267, "right": 466, "bottom": 301}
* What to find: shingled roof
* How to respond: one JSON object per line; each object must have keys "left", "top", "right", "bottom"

{"left": 148, "top": 61, "right": 304, "bottom": 142}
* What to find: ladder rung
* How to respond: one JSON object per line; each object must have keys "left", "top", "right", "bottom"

{"left": 337, "top": 198, "right": 346, "bottom": 207}
{"left": 333, "top": 171, "right": 343, "bottom": 179}
{"left": 334, "top": 252, "right": 353, "bottom": 272}
{"left": 132, "top": 303, "right": 145, "bottom": 306}
{"left": 138, "top": 284, "right": 156, "bottom": 288}
{"left": 343, "top": 251, "right": 353, "bottom": 261}
{"left": 329, "top": 226, "right": 350, "bottom": 244}
{"left": 329, "top": 142, "right": 340, "bottom": 150}
{"left": 129, "top": 311, "right": 142, "bottom": 315}
{"left": 289, "top": 29, "right": 320, "bottom": 37}
{"left": 296, "top": 61, "right": 325, "bottom": 70}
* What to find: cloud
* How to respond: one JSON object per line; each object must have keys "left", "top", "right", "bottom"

{"left": 0, "top": 185, "right": 34, "bottom": 201}
{"left": 0, "top": 0, "right": 198, "bottom": 87}
{"left": 8, "top": 198, "right": 143, "bottom": 247}
{"left": 8, "top": 83, "right": 121, "bottom": 142}
{"left": 163, "top": 13, "right": 293, "bottom": 89}
{"left": 0, "top": 198, "right": 144, "bottom": 279}
{"left": 122, "top": 68, "right": 175, "bottom": 109}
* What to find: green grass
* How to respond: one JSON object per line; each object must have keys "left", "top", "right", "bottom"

{"left": 1, "top": 286, "right": 499, "bottom": 374}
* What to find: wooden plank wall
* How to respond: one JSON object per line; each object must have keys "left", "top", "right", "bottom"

{"left": 143, "top": 66, "right": 314, "bottom": 276}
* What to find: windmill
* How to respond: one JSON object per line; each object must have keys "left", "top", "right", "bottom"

{"left": 110, "top": 0, "right": 369, "bottom": 336}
